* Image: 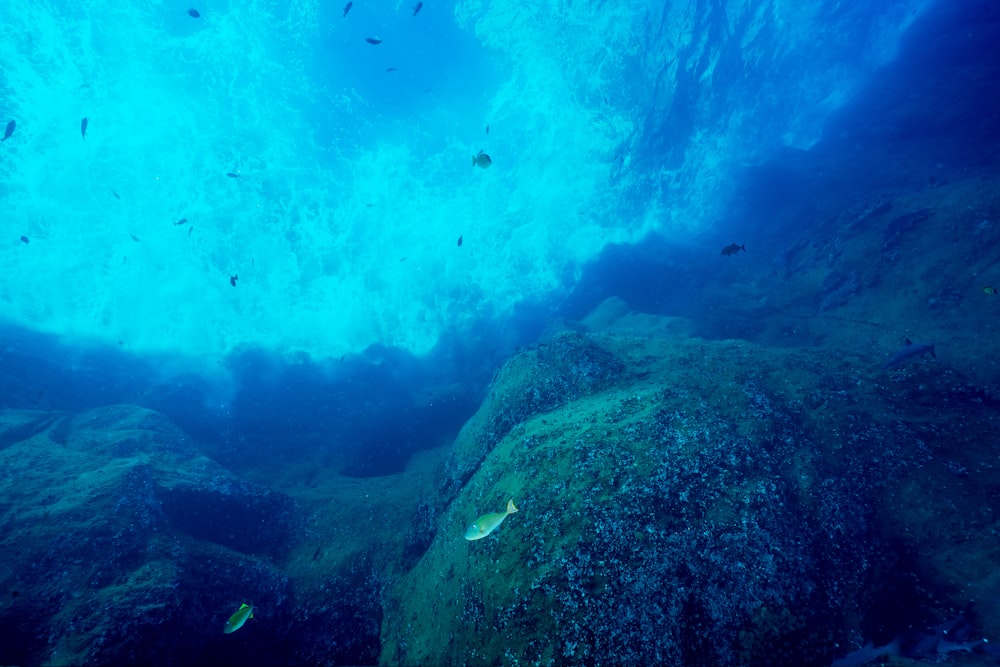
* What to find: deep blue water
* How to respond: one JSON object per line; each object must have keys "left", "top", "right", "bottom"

{"left": 3, "top": 0, "right": 990, "bottom": 476}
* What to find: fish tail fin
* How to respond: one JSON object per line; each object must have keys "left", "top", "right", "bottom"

{"left": 507, "top": 499, "right": 518, "bottom": 514}
{"left": 741, "top": 244, "right": 746, "bottom": 251}
{"left": 472, "top": 156, "right": 476, "bottom": 166}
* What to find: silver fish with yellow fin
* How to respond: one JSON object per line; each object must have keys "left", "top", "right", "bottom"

{"left": 224, "top": 602, "right": 254, "bottom": 634}
{"left": 464, "top": 499, "right": 518, "bottom": 540}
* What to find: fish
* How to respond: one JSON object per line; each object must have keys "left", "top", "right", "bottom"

{"left": 984, "top": 286, "right": 997, "bottom": 295}
{"left": 485, "top": 124, "right": 490, "bottom": 134}
{"left": 230, "top": 274, "right": 238, "bottom": 287}
{"left": 111, "top": 190, "right": 121, "bottom": 200}
{"left": 188, "top": 227, "right": 193, "bottom": 236}
{"left": 472, "top": 150, "right": 491, "bottom": 168}
{"left": 721, "top": 242, "right": 745, "bottom": 256}
{"left": 464, "top": 499, "right": 518, "bottom": 540}
{"left": 226, "top": 172, "right": 241, "bottom": 178}
{"left": 223, "top": 603, "right": 254, "bottom": 634}
{"left": 365, "top": 36, "right": 383, "bottom": 45}
{"left": 187, "top": 8, "right": 200, "bottom": 18}
{"left": 831, "top": 638, "right": 901, "bottom": 666}
{"left": 129, "top": 234, "right": 140, "bottom": 242}
{"left": 457, "top": 235, "right": 463, "bottom": 247}
{"left": 881, "top": 338, "right": 935, "bottom": 370}
{"left": 80, "top": 117, "right": 88, "bottom": 140}
{"left": 343, "top": 2, "right": 353, "bottom": 17}
{"left": 174, "top": 218, "right": 188, "bottom": 226}
{"left": 20, "top": 235, "right": 29, "bottom": 244}
{"left": 413, "top": 2, "right": 423, "bottom": 15}
{"left": 386, "top": 67, "right": 398, "bottom": 72}
{"left": 2, "top": 120, "right": 14, "bottom": 142}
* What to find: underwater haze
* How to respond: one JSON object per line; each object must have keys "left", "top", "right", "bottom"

{"left": 2, "top": 0, "right": 923, "bottom": 362}
{"left": 3, "top": 0, "right": 1000, "bottom": 666}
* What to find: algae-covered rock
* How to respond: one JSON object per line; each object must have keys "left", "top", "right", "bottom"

{"left": 445, "top": 331, "right": 627, "bottom": 490}
{"left": 0, "top": 405, "right": 296, "bottom": 666}
{"left": 381, "top": 326, "right": 1000, "bottom": 667}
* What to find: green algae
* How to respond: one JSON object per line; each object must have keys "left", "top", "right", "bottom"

{"left": 380, "top": 325, "right": 1000, "bottom": 666}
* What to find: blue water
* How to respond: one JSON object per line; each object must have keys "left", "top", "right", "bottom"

{"left": 0, "top": 0, "right": 944, "bottom": 469}
{"left": 2, "top": 0, "right": 999, "bottom": 664}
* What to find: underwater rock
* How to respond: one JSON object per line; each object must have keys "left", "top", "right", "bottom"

{"left": 381, "top": 328, "right": 1000, "bottom": 667}
{"left": 0, "top": 405, "right": 295, "bottom": 666}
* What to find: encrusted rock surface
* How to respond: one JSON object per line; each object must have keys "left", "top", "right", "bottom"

{"left": 380, "top": 326, "right": 1000, "bottom": 667}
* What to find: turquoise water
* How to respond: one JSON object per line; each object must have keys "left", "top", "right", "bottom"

{"left": 0, "top": 0, "right": 927, "bottom": 364}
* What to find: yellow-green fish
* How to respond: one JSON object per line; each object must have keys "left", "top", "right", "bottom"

{"left": 223, "top": 602, "right": 254, "bottom": 634}
{"left": 984, "top": 285, "right": 998, "bottom": 295}
{"left": 464, "top": 499, "right": 518, "bottom": 540}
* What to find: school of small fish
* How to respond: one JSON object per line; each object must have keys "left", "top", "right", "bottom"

{"left": 1, "top": 3, "right": 489, "bottom": 285}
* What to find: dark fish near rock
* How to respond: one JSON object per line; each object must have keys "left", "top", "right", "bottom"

{"left": 81, "top": 117, "right": 88, "bottom": 139}
{"left": 230, "top": 274, "right": 238, "bottom": 287}
{"left": 2, "top": 120, "right": 14, "bottom": 142}
{"left": 187, "top": 8, "right": 200, "bottom": 18}
{"left": 365, "top": 36, "right": 383, "bottom": 45}
{"left": 881, "top": 338, "right": 935, "bottom": 370}
{"left": 832, "top": 638, "right": 901, "bottom": 667}
{"left": 457, "top": 235, "right": 463, "bottom": 247}
{"left": 721, "top": 242, "right": 745, "bottom": 256}
{"left": 129, "top": 233, "right": 140, "bottom": 242}
{"left": 343, "top": 2, "right": 353, "bottom": 17}
{"left": 472, "top": 150, "right": 491, "bottom": 168}
{"left": 413, "top": 2, "right": 423, "bottom": 15}
{"left": 20, "top": 235, "right": 29, "bottom": 244}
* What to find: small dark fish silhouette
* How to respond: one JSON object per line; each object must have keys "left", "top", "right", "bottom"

{"left": 343, "top": 2, "right": 353, "bottom": 17}
{"left": 485, "top": 124, "right": 490, "bottom": 134}
{"left": 111, "top": 190, "right": 120, "bottom": 200}
{"left": 174, "top": 218, "right": 188, "bottom": 226}
{"left": 188, "top": 227, "right": 193, "bottom": 236}
{"left": 19, "top": 235, "right": 29, "bottom": 244}
{"left": 457, "top": 235, "right": 463, "bottom": 247}
{"left": 230, "top": 274, "right": 238, "bottom": 287}
{"left": 129, "top": 233, "right": 140, "bottom": 242}
{"left": 187, "top": 8, "right": 200, "bottom": 18}
{"left": 312, "top": 546, "right": 323, "bottom": 561}
{"left": 386, "top": 67, "right": 398, "bottom": 72}
{"left": 2, "top": 120, "right": 14, "bottom": 142}
{"left": 365, "top": 36, "right": 383, "bottom": 45}
{"left": 226, "top": 172, "right": 241, "bottom": 178}
{"left": 882, "top": 338, "right": 935, "bottom": 371}
{"left": 10, "top": 590, "right": 19, "bottom": 599}
{"left": 413, "top": 2, "right": 423, "bottom": 15}
{"left": 472, "top": 150, "right": 491, "bottom": 168}
{"left": 720, "top": 242, "right": 745, "bottom": 256}
{"left": 80, "top": 117, "right": 88, "bottom": 139}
